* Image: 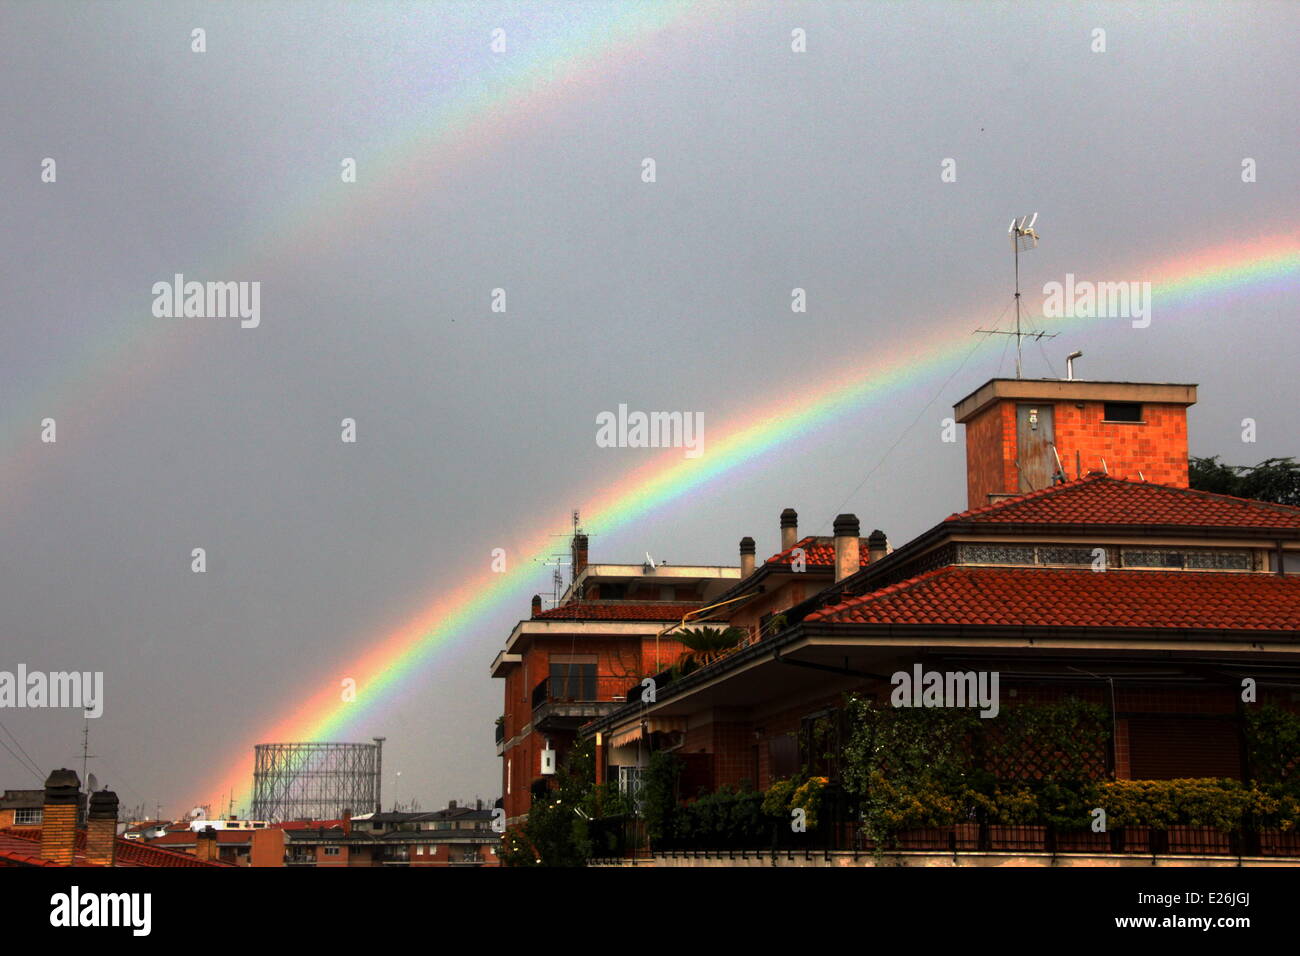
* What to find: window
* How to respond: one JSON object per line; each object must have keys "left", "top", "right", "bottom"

{"left": 1122, "top": 547, "right": 1251, "bottom": 571}
{"left": 800, "top": 709, "right": 841, "bottom": 780}
{"left": 323, "top": 846, "right": 340, "bottom": 856}
{"left": 549, "top": 661, "right": 596, "bottom": 701}
{"left": 14, "top": 808, "right": 42, "bottom": 825}
{"left": 768, "top": 734, "right": 799, "bottom": 779}
{"left": 1103, "top": 402, "right": 1142, "bottom": 423}
{"left": 618, "top": 766, "right": 645, "bottom": 812}
{"left": 1284, "top": 552, "right": 1300, "bottom": 575}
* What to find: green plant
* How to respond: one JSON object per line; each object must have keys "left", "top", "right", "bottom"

{"left": 1244, "top": 702, "right": 1300, "bottom": 790}
{"left": 841, "top": 695, "right": 1112, "bottom": 843}
{"left": 640, "top": 751, "right": 681, "bottom": 846}
{"left": 501, "top": 739, "right": 597, "bottom": 867}
{"left": 672, "top": 626, "right": 747, "bottom": 677}
{"left": 762, "top": 778, "right": 798, "bottom": 819}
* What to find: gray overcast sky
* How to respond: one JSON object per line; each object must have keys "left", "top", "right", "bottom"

{"left": 1, "top": 1, "right": 1296, "bottom": 815}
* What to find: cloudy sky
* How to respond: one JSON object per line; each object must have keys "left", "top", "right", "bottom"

{"left": 1, "top": 1, "right": 1296, "bottom": 816}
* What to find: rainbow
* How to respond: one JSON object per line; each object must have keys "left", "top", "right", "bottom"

{"left": 3, "top": 5, "right": 1294, "bottom": 810}
{"left": 0, "top": 2, "right": 711, "bottom": 511}
{"left": 202, "top": 229, "right": 1300, "bottom": 810}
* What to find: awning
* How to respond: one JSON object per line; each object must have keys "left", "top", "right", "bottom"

{"left": 609, "top": 718, "right": 686, "bottom": 749}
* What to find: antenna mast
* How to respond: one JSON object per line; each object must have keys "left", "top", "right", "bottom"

{"left": 79, "top": 719, "right": 96, "bottom": 787}
{"left": 976, "top": 213, "right": 1055, "bottom": 377}
{"left": 541, "top": 510, "right": 593, "bottom": 608}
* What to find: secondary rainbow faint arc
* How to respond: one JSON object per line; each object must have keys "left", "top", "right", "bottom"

{"left": 206, "top": 232, "right": 1300, "bottom": 810}
{"left": 0, "top": 2, "right": 708, "bottom": 511}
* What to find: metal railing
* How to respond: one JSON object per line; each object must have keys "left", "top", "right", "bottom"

{"left": 585, "top": 814, "right": 1300, "bottom": 861}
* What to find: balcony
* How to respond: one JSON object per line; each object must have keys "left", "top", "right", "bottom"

{"left": 531, "top": 677, "right": 623, "bottom": 732}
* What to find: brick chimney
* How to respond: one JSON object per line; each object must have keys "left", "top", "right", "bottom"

{"left": 39, "top": 769, "right": 81, "bottom": 865}
{"left": 195, "top": 825, "right": 219, "bottom": 862}
{"left": 341, "top": 809, "right": 352, "bottom": 835}
{"left": 867, "top": 529, "right": 888, "bottom": 563}
{"left": 85, "top": 789, "right": 119, "bottom": 867}
{"left": 531, "top": 594, "right": 542, "bottom": 617}
{"left": 572, "top": 533, "right": 589, "bottom": 578}
{"left": 739, "top": 537, "right": 755, "bottom": 577}
{"left": 780, "top": 508, "right": 798, "bottom": 552}
{"left": 833, "top": 514, "right": 860, "bottom": 583}
{"left": 954, "top": 378, "right": 1197, "bottom": 509}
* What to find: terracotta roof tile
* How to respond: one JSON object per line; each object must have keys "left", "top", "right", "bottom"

{"left": 765, "top": 536, "right": 874, "bottom": 567}
{"left": 807, "top": 565, "right": 1300, "bottom": 631}
{"left": 946, "top": 475, "right": 1300, "bottom": 529}
{"left": 0, "top": 826, "right": 231, "bottom": 867}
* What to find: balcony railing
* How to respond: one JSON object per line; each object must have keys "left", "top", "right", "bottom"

{"left": 530, "top": 676, "right": 623, "bottom": 729}
{"left": 586, "top": 817, "right": 1300, "bottom": 861}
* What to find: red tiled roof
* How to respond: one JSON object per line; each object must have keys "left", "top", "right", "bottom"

{"left": 0, "top": 826, "right": 231, "bottom": 867}
{"left": 766, "top": 536, "right": 874, "bottom": 568}
{"left": 0, "top": 841, "right": 61, "bottom": 867}
{"left": 947, "top": 475, "right": 1300, "bottom": 529}
{"left": 807, "top": 565, "right": 1300, "bottom": 631}
{"left": 533, "top": 602, "right": 702, "bottom": 622}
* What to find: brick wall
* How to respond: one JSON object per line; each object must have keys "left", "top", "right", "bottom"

{"left": 39, "top": 802, "right": 78, "bottom": 866}
{"left": 964, "top": 397, "right": 1189, "bottom": 507}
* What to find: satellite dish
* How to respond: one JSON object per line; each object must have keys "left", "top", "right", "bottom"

{"left": 189, "top": 806, "right": 205, "bottom": 820}
{"left": 645, "top": 552, "right": 657, "bottom": 570}
{"left": 87, "top": 773, "right": 99, "bottom": 793}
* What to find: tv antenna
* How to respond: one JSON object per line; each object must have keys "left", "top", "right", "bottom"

{"left": 540, "top": 510, "right": 594, "bottom": 602}
{"left": 975, "top": 213, "right": 1055, "bottom": 378}
{"left": 78, "top": 719, "right": 97, "bottom": 787}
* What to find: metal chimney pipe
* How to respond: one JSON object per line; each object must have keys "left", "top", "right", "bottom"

{"left": 1066, "top": 350, "right": 1083, "bottom": 381}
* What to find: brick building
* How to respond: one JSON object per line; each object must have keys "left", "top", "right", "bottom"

{"left": 492, "top": 533, "right": 739, "bottom": 822}
{"left": 248, "top": 802, "right": 500, "bottom": 866}
{"left": 0, "top": 789, "right": 44, "bottom": 829}
{"left": 582, "top": 376, "right": 1300, "bottom": 837}
{"left": 0, "top": 770, "right": 230, "bottom": 867}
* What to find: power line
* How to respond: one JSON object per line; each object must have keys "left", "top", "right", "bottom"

{"left": 0, "top": 721, "right": 44, "bottom": 782}
{"left": 0, "top": 718, "right": 45, "bottom": 780}
{"left": 816, "top": 304, "right": 1009, "bottom": 534}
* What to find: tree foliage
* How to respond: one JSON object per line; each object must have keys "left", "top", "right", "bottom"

{"left": 1189, "top": 456, "right": 1300, "bottom": 506}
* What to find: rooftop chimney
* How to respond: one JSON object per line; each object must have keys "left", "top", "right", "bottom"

{"left": 833, "top": 514, "right": 860, "bottom": 583}
{"left": 86, "top": 789, "right": 120, "bottom": 867}
{"left": 572, "top": 533, "right": 589, "bottom": 579}
{"left": 40, "top": 769, "right": 81, "bottom": 866}
{"left": 739, "top": 537, "right": 756, "bottom": 578}
{"left": 195, "top": 825, "right": 219, "bottom": 862}
{"left": 531, "top": 594, "right": 542, "bottom": 618}
{"left": 953, "top": 378, "right": 1197, "bottom": 509}
{"left": 780, "top": 508, "right": 798, "bottom": 552}
{"left": 867, "top": 529, "right": 888, "bottom": 563}
{"left": 341, "top": 808, "right": 352, "bottom": 836}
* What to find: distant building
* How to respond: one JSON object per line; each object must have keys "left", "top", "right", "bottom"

{"left": 491, "top": 531, "right": 741, "bottom": 823}
{"left": 248, "top": 801, "right": 500, "bottom": 866}
{"left": 0, "top": 770, "right": 230, "bottom": 867}
{"left": 0, "top": 789, "right": 44, "bottom": 829}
